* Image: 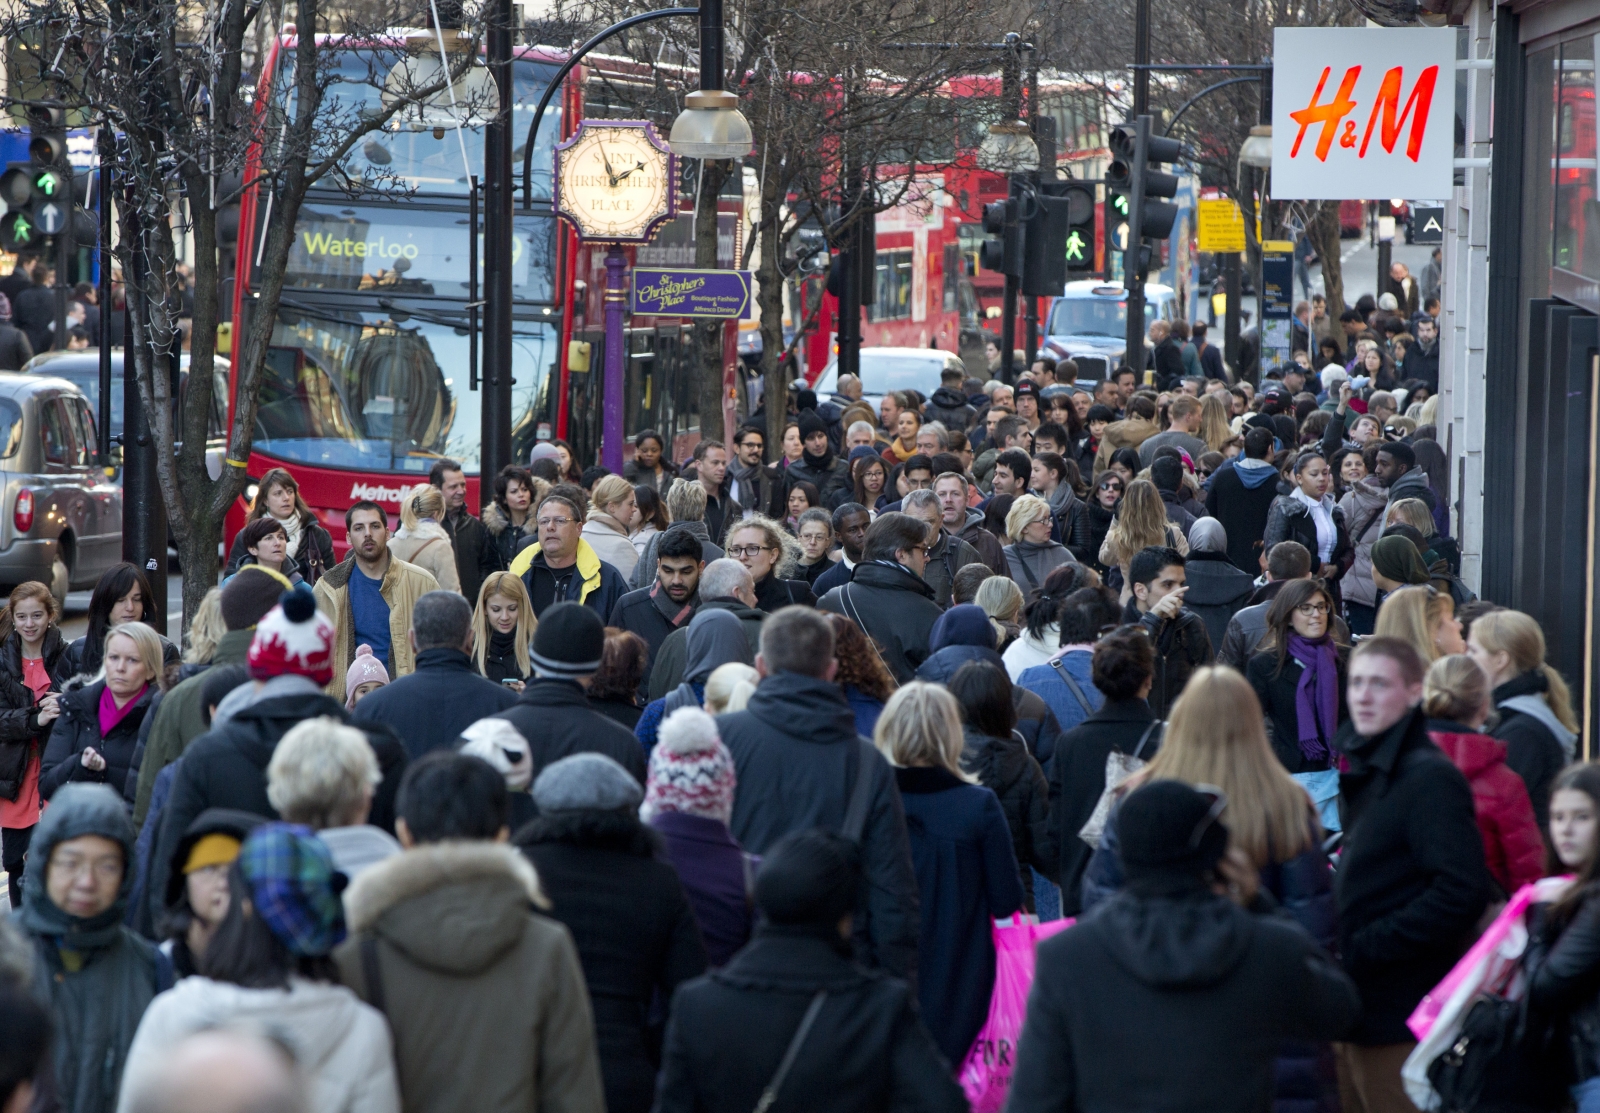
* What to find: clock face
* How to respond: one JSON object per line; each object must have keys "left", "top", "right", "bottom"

{"left": 555, "top": 122, "right": 676, "bottom": 243}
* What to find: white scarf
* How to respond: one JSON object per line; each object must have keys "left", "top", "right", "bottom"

{"left": 1291, "top": 488, "right": 1336, "bottom": 562}
{"left": 273, "top": 511, "right": 305, "bottom": 558}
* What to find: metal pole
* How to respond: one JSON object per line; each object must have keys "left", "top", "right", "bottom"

{"left": 698, "top": 0, "right": 723, "bottom": 91}
{"left": 1224, "top": 251, "right": 1241, "bottom": 377}
{"left": 1376, "top": 199, "right": 1392, "bottom": 306}
{"left": 469, "top": 174, "right": 479, "bottom": 391}
{"left": 482, "top": 0, "right": 513, "bottom": 479}
{"left": 54, "top": 217, "right": 68, "bottom": 353}
{"left": 1123, "top": 114, "right": 1149, "bottom": 380}
{"left": 1001, "top": 178, "right": 1019, "bottom": 382}
{"left": 121, "top": 240, "right": 167, "bottom": 631}
{"left": 1133, "top": 0, "right": 1150, "bottom": 117}
{"left": 602, "top": 244, "right": 627, "bottom": 472}
{"left": 96, "top": 136, "right": 111, "bottom": 467}
{"left": 836, "top": 169, "right": 862, "bottom": 381}
{"left": 1024, "top": 296, "right": 1037, "bottom": 368}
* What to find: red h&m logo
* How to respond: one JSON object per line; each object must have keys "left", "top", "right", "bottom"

{"left": 1288, "top": 64, "right": 1440, "bottom": 162}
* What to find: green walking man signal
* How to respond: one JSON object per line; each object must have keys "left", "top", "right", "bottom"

{"left": 1065, "top": 230, "right": 1087, "bottom": 262}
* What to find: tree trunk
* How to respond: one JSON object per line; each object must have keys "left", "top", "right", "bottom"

{"left": 693, "top": 160, "right": 731, "bottom": 446}
{"left": 1307, "top": 200, "right": 1346, "bottom": 315}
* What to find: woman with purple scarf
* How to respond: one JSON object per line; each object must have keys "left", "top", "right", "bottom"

{"left": 1246, "top": 578, "right": 1349, "bottom": 777}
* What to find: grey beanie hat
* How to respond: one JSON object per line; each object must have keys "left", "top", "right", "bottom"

{"left": 531, "top": 752, "right": 643, "bottom": 813}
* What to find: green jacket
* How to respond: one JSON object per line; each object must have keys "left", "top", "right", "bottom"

{"left": 131, "top": 627, "right": 254, "bottom": 827}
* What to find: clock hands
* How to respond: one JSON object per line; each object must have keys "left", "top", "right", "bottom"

{"left": 600, "top": 147, "right": 619, "bottom": 187}
{"left": 612, "top": 159, "right": 649, "bottom": 183}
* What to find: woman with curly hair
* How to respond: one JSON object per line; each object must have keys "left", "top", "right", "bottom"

{"left": 825, "top": 613, "right": 896, "bottom": 737}
{"left": 482, "top": 465, "right": 539, "bottom": 570}
{"left": 724, "top": 516, "right": 817, "bottom": 612}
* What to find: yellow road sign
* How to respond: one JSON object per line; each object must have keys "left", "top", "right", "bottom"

{"left": 1197, "top": 199, "right": 1246, "bottom": 254}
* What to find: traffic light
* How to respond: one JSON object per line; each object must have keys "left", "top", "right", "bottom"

{"left": 0, "top": 209, "right": 38, "bottom": 253}
{"left": 1108, "top": 124, "right": 1188, "bottom": 242}
{"left": 1105, "top": 190, "right": 1129, "bottom": 255}
{"left": 1022, "top": 181, "right": 1094, "bottom": 297}
{"left": 26, "top": 107, "right": 65, "bottom": 167}
{"left": 979, "top": 196, "right": 1021, "bottom": 278}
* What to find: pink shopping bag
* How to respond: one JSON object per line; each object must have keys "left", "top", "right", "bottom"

{"left": 959, "top": 917, "right": 1074, "bottom": 1113}
{"left": 1406, "top": 876, "right": 1571, "bottom": 1041}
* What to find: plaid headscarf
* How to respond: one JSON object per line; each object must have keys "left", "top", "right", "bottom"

{"left": 238, "top": 823, "right": 347, "bottom": 956}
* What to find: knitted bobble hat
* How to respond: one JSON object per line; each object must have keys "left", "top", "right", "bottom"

{"left": 247, "top": 590, "right": 335, "bottom": 686}
{"left": 344, "top": 645, "right": 390, "bottom": 709}
{"left": 644, "top": 708, "right": 737, "bottom": 824}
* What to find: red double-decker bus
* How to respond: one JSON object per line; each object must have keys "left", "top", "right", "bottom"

{"left": 226, "top": 33, "right": 738, "bottom": 553}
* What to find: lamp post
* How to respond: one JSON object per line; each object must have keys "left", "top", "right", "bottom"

{"left": 483, "top": 0, "right": 514, "bottom": 484}
{"left": 975, "top": 34, "right": 1037, "bottom": 382}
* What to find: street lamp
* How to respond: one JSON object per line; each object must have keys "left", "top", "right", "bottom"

{"left": 382, "top": 28, "right": 498, "bottom": 135}
{"left": 670, "top": 0, "right": 752, "bottom": 160}
{"left": 1238, "top": 124, "right": 1273, "bottom": 169}
{"left": 976, "top": 120, "right": 1038, "bottom": 175}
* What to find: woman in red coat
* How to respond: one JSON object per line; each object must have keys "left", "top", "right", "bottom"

{"left": 1424, "top": 654, "right": 1546, "bottom": 895}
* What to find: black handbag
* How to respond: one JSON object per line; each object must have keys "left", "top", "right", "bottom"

{"left": 1427, "top": 993, "right": 1524, "bottom": 1112}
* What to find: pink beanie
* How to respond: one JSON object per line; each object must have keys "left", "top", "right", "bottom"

{"left": 643, "top": 708, "right": 736, "bottom": 824}
{"left": 344, "top": 644, "right": 390, "bottom": 709}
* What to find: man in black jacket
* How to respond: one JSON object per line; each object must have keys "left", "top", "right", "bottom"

{"left": 784, "top": 411, "right": 851, "bottom": 506}
{"left": 1334, "top": 637, "right": 1490, "bottom": 1112}
{"left": 1148, "top": 320, "right": 1185, "bottom": 391}
{"left": 352, "top": 592, "right": 517, "bottom": 759}
{"left": 688, "top": 440, "right": 742, "bottom": 544}
{"left": 11, "top": 263, "right": 53, "bottom": 355}
{"left": 647, "top": 558, "right": 764, "bottom": 699}
{"left": 148, "top": 593, "right": 351, "bottom": 933}
{"left": 0, "top": 294, "right": 33, "bottom": 371}
{"left": 1124, "top": 546, "right": 1212, "bottom": 718}
{"left": 716, "top": 609, "right": 920, "bottom": 981}
{"left": 492, "top": 603, "right": 646, "bottom": 784}
{"left": 656, "top": 829, "right": 963, "bottom": 1113}
{"left": 817, "top": 513, "right": 943, "bottom": 683}
{"left": 608, "top": 529, "right": 703, "bottom": 688}
{"left": 812, "top": 504, "right": 871, "bottom": 597}
{"left": 727, "top": 424, "right": 783, "bottom": 519}
{"left": 935, "top": 473, "right": 1006, "bottom": 575}
{"left": 1010, "top": 781, "right": 1360, "bottom": 1113}
{"left": 431, "top": 458, "right": 499, "bottom": 599}
{"left": 925, "top": 365, "right": 976, "bottom": 431}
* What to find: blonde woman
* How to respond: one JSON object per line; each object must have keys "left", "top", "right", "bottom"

{"left": 1199, "top": 392, "right": 1234, "bottom": 454}
{"left": 1375, "top": 584, "right": 1464, "bottom": 664}
{"left": 974, "top": 575, "right": 1024, "bottom": 650}
{"left": 1003, "top": 494, "right": 1073, "bottom": 591}
{"left": 472, "top": 572, "right": 535, "bottom": 688}
{"left": 182, "top": 587, "right": 226, "bottom": 666}
{"left": 1081, "top": 668, "right": 1333, "bottom": 954}
{"left": 873, "top": 681, "right": 1023, "bottom": 1067}
{"left": 40, "top": 621, "right": 166, "bottom": 802}
{"left": 1098, "top": 479, "right": 1187, "bottom": 601}
{"left": 581, "top": 475, "right": 640, "bottom": 580}
{"left": 725, "top": 515, "right": 815, "bottom": 612}
{"left": 389, "top": 484, "right": 461, "bottom": 593}
{"left": 1467, "top": 609, "right": 1580, "bottom": 823}
{"left": 703, "top": 662, "right": 758, "bottom": 715}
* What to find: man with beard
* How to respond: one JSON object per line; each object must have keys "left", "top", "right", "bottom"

{"left": 784, "top": 411, "right": 851, "bottom": 505}
{"left": 609, "top": 530, "right": 705, "bottom": 690}
{"left": 728, "top": 424, "right": 783, "bottom": 518}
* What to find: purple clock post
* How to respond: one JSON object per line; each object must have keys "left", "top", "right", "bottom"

{"left": 602, "top": 244, "right": 629, "bottom": 471}
{"left": 551, "top": 120, "right": 678, "bottom": 474}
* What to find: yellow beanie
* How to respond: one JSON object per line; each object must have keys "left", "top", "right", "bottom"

{"left": 184, "top": 833, "right": 242, "bottom": 875}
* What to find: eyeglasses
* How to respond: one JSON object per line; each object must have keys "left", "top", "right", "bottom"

{"left": 536, "top": 517, "right": 575, "bottom": 529}
{"left": 728, "top": 544, "right": 776, "bottom": 558}
{"left": 51, "top": 854, "right": 123, "bottom": 883}
{"left": 1295, "top": 602, "right": 1331, "bottom": 617}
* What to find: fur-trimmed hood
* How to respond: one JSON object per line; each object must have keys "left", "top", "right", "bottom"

{"left": 482, "top": 501, "right": 526, "bottom": 538}
{"left": 342, "top": 840, "right": 550, "bottom": 977}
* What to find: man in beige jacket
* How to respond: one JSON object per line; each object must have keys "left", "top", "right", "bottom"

{"left": 1092, "top": 392, "right": 1161, "bottom": 476}
{"left": 314, "top": 500, "right": 438, "bottom": 697}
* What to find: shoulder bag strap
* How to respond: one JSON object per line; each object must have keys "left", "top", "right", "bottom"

{"left": 1132, "top": 720, "right": 1162, "bottom": 760}
{"left": 1014, "top": 549, "right": 1040, "bottom": 589}
{"left": 360, "top": 934, "right": 387, "bottom": 1017}
{"left": 841, "top": 740, "right": 875, "bottom": 843}
{"left": 1048, "top": 658, "right": 1095, "bottom": 716}
{"left": 841, "top": 585, "right": 893, "bottom": 676}
{"left": 752, "top": 991, "right": 828, "bottom": 1113}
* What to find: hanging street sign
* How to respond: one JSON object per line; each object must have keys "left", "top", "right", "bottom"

{"left": 1272, "top": 27, "right": 1456, "bottom": 200}
{"left": 1196, "top": 199, "right": 1247, "bottom": 253}
{"left": 631, "top": 268, "right": 754, "bottom": 318}
{"left": 1411, "top": 206, "right": 1445, "bottom": 244}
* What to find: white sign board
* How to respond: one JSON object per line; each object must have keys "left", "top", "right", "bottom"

{"left": 1271, "top": 27, "right": 1455, "bottom": 200}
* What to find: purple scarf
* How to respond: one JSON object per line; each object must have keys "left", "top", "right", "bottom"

{"left": 98, "top": 683, "right": 147, "bottom": 738}
{"left": 1287, "top": 633, "right": 1339, "bottom": 762}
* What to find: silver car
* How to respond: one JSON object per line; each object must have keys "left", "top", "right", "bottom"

{"left": 0, "top": 373, "right": 123, "bottom": 601}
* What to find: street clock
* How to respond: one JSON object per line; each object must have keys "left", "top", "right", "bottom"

{"left": 554, "top": 121, "right": 677, "bottom": 244}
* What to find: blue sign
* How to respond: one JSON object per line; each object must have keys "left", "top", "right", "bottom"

{"left": 631, "top": 268, "right": 753, "bottom": 318}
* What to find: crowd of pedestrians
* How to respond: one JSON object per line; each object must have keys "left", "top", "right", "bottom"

{"left": 4, "top": 340, "right": 1600, "bottom": 1113}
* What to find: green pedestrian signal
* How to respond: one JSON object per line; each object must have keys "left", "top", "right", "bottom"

{"left": 0, "top": 211, "right": 37, "bottom": 252}
{"left": 1065, "top": 230, "right": 1087, "bottom": 262}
